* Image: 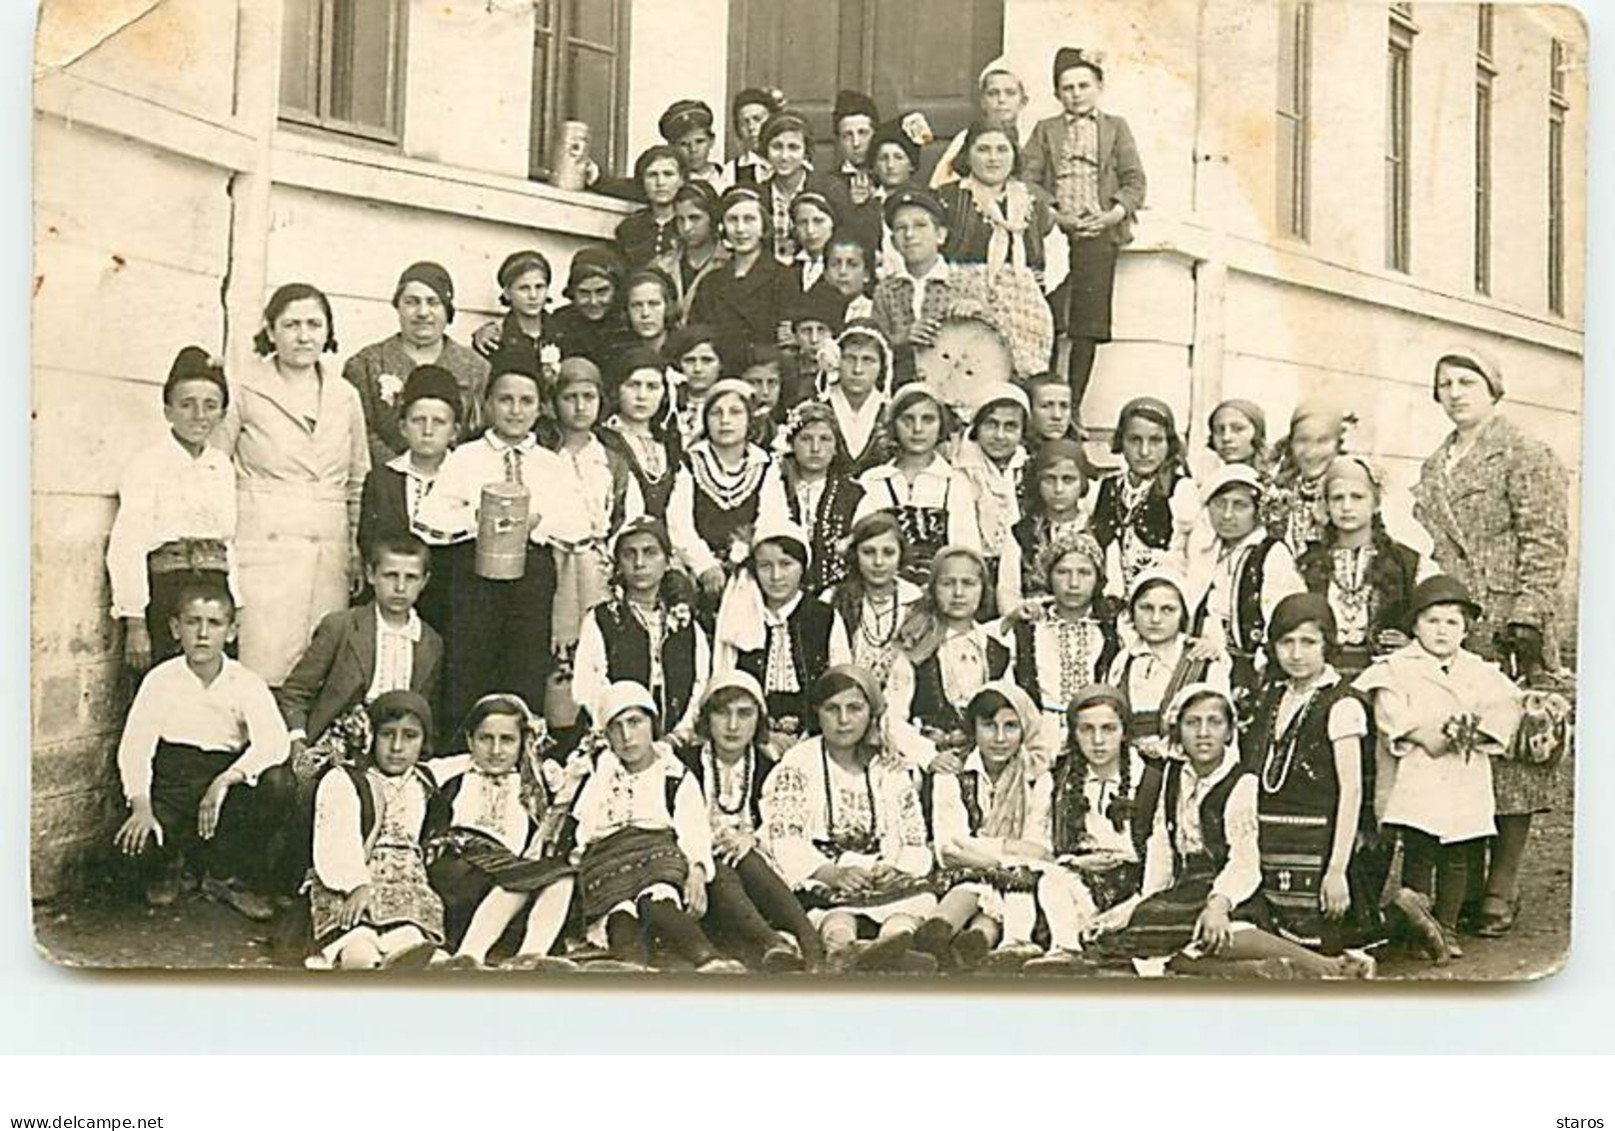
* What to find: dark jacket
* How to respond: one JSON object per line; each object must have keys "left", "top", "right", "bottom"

{"left": 276, "top": 604, "right": 444, "bottom": 744}
{"left": 1021, "top": 111, "right": 1148, "bottom": 246}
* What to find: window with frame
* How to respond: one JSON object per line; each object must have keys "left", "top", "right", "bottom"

{"left": 1548, "top": 38, "right": 1568, "bottom": 316}
{"left": 1475, "top": 8, "right": 1496, "bottom": 295}
{"left": 1386, "top": 8, "right": 1416, "bottom": 273}
{"left": 1276, "top": 0, "right": 1312, "bottom": 240}
{"left": 280, "top": 0, "right": 407, "bottom": 144}
{"left": 530, "top": 0, "right": 632, "bottom": 182}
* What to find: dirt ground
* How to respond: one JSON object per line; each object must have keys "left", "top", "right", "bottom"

{"left": 33, "top": 777, "right": 1573, "bottom": 984}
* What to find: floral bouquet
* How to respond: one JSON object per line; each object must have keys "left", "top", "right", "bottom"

{"left": 1441, "top": 712, "right": 1487, "bottom": 762}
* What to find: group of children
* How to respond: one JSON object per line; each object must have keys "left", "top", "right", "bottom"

{"left": 101, "top": 48, "right": 1566, "bottom": 977}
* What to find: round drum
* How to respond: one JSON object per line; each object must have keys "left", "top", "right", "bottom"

{"left": 476, "top": 482, "right": 532, "bottom": 580}
{"left": 914, "top": 314, "right": 1016, "bottom": 421}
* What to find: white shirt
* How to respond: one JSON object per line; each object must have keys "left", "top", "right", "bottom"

{"left": 552, "top": 435, "right": 644, "bottom": 545}
{"left": 116, "top": 657, "right": 290, "bottom": 802}
{"left": 312, "top": 766, "right": 431, "bottom": 893}
{"left": 931, "top": 749, "right": 1053, "bottom": 867}
{"left": 366, "top": 607, "right": 422, "bottom": 703}
{"left": 1140, "top": 751, "right": 1261, "bottom": 909}
{"left": 953, "top": 439, "right": 1025, "bottom": 558}
{"left": 571, "top": 747, "right": 715, "bottom": 879}
{"left": 412, "top": 432, "right": 577, "bottom": 546}
{"left": 856, "top": 454, "right": 983, "bottom": 552}
{"left": 106, "top": 433, "right": 238, "bottom": 618}
{"left": 435, "top": 754, "right": 533, "bottom": 856}
{"left": 824, "top": 386, "right": 885, "bottom": 464}
{"left": 1070, "top": 753, "right": 1149, "bottom": 859}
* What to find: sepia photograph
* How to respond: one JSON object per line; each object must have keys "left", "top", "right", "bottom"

{"left": 30, "top": 0, "right": 1585, "bottom": 984}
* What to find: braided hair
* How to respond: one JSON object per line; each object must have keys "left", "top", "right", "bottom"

{"left": 1062, "top": 698, "right": 1135, "bottom": 837}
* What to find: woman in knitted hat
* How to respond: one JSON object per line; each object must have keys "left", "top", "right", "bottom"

{"left": 1294, "top": 455, "right": 1428, "bottom": 678}
{"left": 615, "top": 145, "right": 688, "bottom": 269}
{"left": 549, "top": 246, "right": 636, "bottom": 373}
{"left": 470, "top": 250, "right": 560, "bottom": 384}
{"left": 757, "top": 399, "right": 866, "bottom": 592}
{"left": 107, "top": 346, "right": 237, "bottom": 672}
{"left": 344, "top": 261, "right": 490, "bottom": 469}
{"left": 1356, "top": 575, "right": 1524, "bottom": 961}
{"left": 1007, "top": 531, "right": 1121, "bottom": 750}
{"left": 674, "top": 670, "right": 824, "bottom": 971}
{"left": 225, "top": 283, "right": 370, "bottom": 685}
{"left": 1411, "top": 349, "right": 1570, "bottom": 938}
{"left": 1091, "top": 396, "right": 1198, "bottom": 597}
{"left": 688, "top": 186, "right": 795, "bottom": 367}
{"left": 759, "top": 665, "right": 940, "bottom": 973}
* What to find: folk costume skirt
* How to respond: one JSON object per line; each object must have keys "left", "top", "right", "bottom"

{"left": 577, "top": 827, "right": 690, "bottom": 922}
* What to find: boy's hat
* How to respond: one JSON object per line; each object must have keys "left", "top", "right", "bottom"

{"left": 733, "top": 87, "right": 785, "bottom": 119}
{"left": 786, "top": 285, "right": 849, "bottom": 333}
{"left": 659, "top": 99, "right": 715, "bottom": 144}
{"left": 759, "top": 112, "right": 810, "bottom": 150}
{"left": 497, "top": 249, "right": 552, "bottom": 291}
{"left": 400, "top": 364, "right": 462, "bottom": 418}
{"left": 612, "top": 514, "right": 673, "bottom": 558}
{"left": 394, "top": 261, "right": 456, "bottom": 322}
{"left": 977, "top": 55, "right": 1023, "bottom": 90}
{"left": 367, "top": 689, "right": 434, "bottom": 741}
{"left": 1200, "top": 462, "right": 1264, "bottom": 504}
{"left": 488, "top": 345, "right": 542, "bottom": 385}
{"left": 882, "top": 184, "right": 947, "bottom": 228}
{"left": 833, "top": 89, "right": 880, "bottom": 128}
{"left": 871, "top": 116, "right": 922, "bottom": 168}
{"left": 1406, "top": 575, "right": 1482, "bottom": 628}
{"left": 1268, "top": 592, "right": 1338, "bottom": 647}
{"left": 1053, "top": 46, "right": 1104, "bottom": 89}
{"left": 164, "top": 345, "right": 229, "bottom": 408}
{"left": 600, "top": 681, "right": 659, "bottom": 726}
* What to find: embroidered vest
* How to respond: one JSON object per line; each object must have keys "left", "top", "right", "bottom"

{"left": 692, "top": 474, "right": 765, "bottom": 562}
{"left": 593, "top": 602, "right": 699, "bottom": 728}
{"left": 1012, "top": 614, "right": 1120, "bottom": 708}
{"left": 733, "top": 599, "right": 837, "bottom": 726}
{"left": 791, "top": 475, "right": 863, "bottom": 592}
{"left": 1296, "top": 533, "right": 1421, "bottom": 673}
{"left": 1051, "top": 754, "right": 1161, "bottom": 861}
{"left": 909, "top": 638, "right": 1012, "bottom": 733}
{"left": 1092, "top": 471, "right": 1180, "bottom": 551}
{"left": 1161, "top": 760, "right": 1248, "bottom": 876}
{"left": 1245, "top": 680, "right": 1375, "bottom": 831}
{"left": 882, "top": 476, "right": 950, "bottom": 582}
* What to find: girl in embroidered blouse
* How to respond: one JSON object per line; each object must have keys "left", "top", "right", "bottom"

{"left": 898, "top": 546, "right": 1015, "bottom": 770}
{"left": 712, "top": 521, "right": 852, "bottom": 749}
{"left": 109, "top": 346, "right": 238, "bottom": 674}
{"left": 760, "top": 666, "right": 940, "bottom": 973}
{"left": 623, "top": 268, "right": 678, "bottom": 362}
{"left": 823, "top": 320, "right": 893, "bottom": 475}
{"left": 1105, "top": 685, "right": 1375, "bottom": 978}
{"left": 1091, "top": 396, "right": 1198, "bottom": 600}
{"left": 600, "top": 347, "right": 682, "bottom": 521}
{"left": 935, "top": 121, "right": 1057, "bottom": 378}
{"left": 997, "top": 437, "right": 1092, "bottom": 619}
{"left": 912, "top": 681, "right": 1054, "bottom": 971}
{"left": 676, "top": 671, "right": 824, "bottom": 971}
{"left": 544, "top": 358, "right": 644, "bottom": 660}
{"left": 1008, "top": 532, "right": 1120, "bottom": 749}
{"left": 571, "top": 516, "right": 710, "bottom": 747}
{"left": 666, "top": 378, "right": 784, "bottom": 613}
{"left": 1026, "top": 685, "right": 1153, "bottom": 972}
{"left": 221, "top": 283, "right": 369, "bottom": 687}
{"left": 1104, "top": 568, "right": 1231, "bottom": 763}
{"left": 1295, "top": 455, "right": 1426, "bottom": 678}
{"left": 307, "top": 690, "right": 445, "bottom": 971}
{"left": 855, "top": 383, "right": 983, "bottom": 583}
{"left": 1355, "top": 576, "right": 1523, "bottom": 964}
{"left": 426, "top": 694, "right": 585, "bottom": 971}
{"left": 1247, "top": 594, "right": 1378, "bottom": 959}
{"left": 758, "top": 401, "right": 866, "bottom": 593}
{"left": 570, "top": 682, "right": 747, "bottom": 974}
{"left": 825, "top": 512, "right": 924, "bottom": 712}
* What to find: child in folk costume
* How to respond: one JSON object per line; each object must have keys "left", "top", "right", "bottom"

{"left": 1266, "top": 400, "right": 1348, "bottom": 556}
{"left": 897, "top": 546, "right": 1015, "bottom": 769}
{"left": 571, "top": 682, "right": 747, "bottom": 974}
{"left": 824, "top": 512, "right": 925, "bottom": 709}
{"left": 357, "top": 365, "right": 460, "bottom": 633}
{"left": 412, "top": 357, "right": 579, "bottom": 731}
{"left": 664, "top": 324, "right": 725, "bottom": 451}
{"left": 997, "top": 437, "right": 1092, "bottom": 619}
{"left": 1109, "top": 685, "right": 1375, "bottom": 977}
{"left": 571, "top": 516, "right": 709, "bottom": 745}
{"left": 855, "top": 383, "right": 983, "bottom": 583}
{"left": 1024, "top": 686, "right": 1155, "bottom": 972}
{"left": 911, "top": 682, "right": 1054, "bottom": 971}
{"left": 1091, "top": 396, "right": 1198, "bottom": 598}
{"left": 1295, "top": 455, "right": 1428, "bottom": 679}
{"left": 1246, "top": 594, "right": 1381, "bottom": 956}
{"left": 1008, "top": 532, "right": 1121, "bottom": 747}
{"left": 1184, "top": 464, "right": 1306, "bottom": 721}
{"left": 600, "top": 347, "right": 683, "bottom": 520}
{"left": 1354, "top": 576, "right": 1522, "bottom": 964}
{"left": 1104, "top": 568, "right": 1231, "bottom": 763}
{"left": 953, "top": 382, "right": 1030, "bottom": 604}
{"left": 426, "top": 694, "right": 585, "bottom": 970}
{"left": 277, "top": 536, "right": 443, "bottom": 777}
{"left": 306, "top": 691, "right": 444, "bottom": 970}
{"left": 758, "top": 401, "right": 865, "bottom": 593}
{"left": 823, "top": 319, "right": 894, "bottom": 476}
{"left": 544, "top": 358, "right": 644, "bottom": 659}
{"left": 676, "top": 671, "right": 824, "bottom": 971}
{"left": 760, "top": 666, "right": 940, "bottom": 973}
{"left": 108, "top": 346, "right": 237, "bottom": 673}
{"left": 666, "top": 378, "right": 785, "bottom": 616}
{"left": 712, "top": 521, "right": 852, "bottom": 749}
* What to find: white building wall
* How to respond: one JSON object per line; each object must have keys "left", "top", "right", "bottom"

{"left": 625, "top": 0, "right": 733, "bottom": 163}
